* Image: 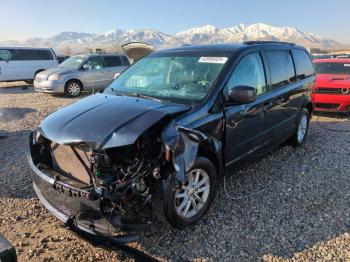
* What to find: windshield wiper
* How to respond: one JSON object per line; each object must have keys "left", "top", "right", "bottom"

{"left": 127, "top": 92, "right": 162, "bottom": 102}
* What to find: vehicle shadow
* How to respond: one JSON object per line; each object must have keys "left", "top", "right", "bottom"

{"left": 51, "top": 91, "right": 92, "bottom": 99}
{"left": 313, "top": 111, "right": 350, "bottom": 120}
{"left": 138, "top": 120, "right": 350, "bottom": 261}
{"left": 0, "top": 85, "right": 35, "bottom": 95}
{"left": 0, "top": 107, "right": 37, "bottom": 123}
{"left": 0, "top": 130, "right": 35, "bottom": 199}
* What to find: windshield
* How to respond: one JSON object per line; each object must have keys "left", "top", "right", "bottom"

{"left": 315, "top": 62, "right": 350, "bottom": 75}
{"left": 105, "top": 55, "right": 228, "bottom": 103}
{"left": 59, "top": 55, "right": 85, "bottom": 69}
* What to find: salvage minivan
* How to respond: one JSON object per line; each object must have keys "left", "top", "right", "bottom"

{"left": 28, "top": 42, "right": 315, "bottom": 237}
{"left": 0, "top": 47, "right": 58, "bottom": 83}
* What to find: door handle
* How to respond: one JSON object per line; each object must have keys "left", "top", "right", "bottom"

{"left": 263, "top": 101, "right": 273, "bottom": 111}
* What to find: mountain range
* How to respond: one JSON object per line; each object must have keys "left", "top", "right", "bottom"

{"left": 0, "top": 23, "right": 344, "bottom": 54}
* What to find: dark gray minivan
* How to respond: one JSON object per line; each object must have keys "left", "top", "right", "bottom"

{"left": 29, "top": 41, "right": 315, "bottom": 237}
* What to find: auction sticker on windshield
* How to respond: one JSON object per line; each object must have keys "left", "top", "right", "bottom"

{"left": 198, "top": 57, "right": 228, "bottom": 64}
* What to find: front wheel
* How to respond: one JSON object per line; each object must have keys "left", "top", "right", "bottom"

{"left": 152, "top": 157, "right": 217, "bottom": 229}
{"left": 65, "top": 80, "right": 82, "bottom": 97}
{"left": 288, "top": 108, "right": 310, "bottom": 146}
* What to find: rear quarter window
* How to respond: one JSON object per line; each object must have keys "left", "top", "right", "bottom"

{"left": 293, "top": 49, "right": 315, "bottom": 80}
{"left": 104, "top": 56, "right": 123, "bottom": 67}
{"left": 265, "top": 50, "right": 296, "bottom": 90}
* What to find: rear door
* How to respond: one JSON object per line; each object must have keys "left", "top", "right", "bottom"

{"left": 263, "top": 50, "right": 301, "bottom": 142}
{"left": 102, "top": 55, "right": 128, "bottom": 85}
{"left": 224, "top": 51, "right": 281, "bottom": 174}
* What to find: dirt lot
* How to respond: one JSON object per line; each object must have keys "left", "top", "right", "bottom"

{"left": 1, "top": 83, "right": 350, "bottom": 261}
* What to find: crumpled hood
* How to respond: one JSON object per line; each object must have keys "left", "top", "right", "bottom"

{"left": 38, "top": 93, "right": 191, "bottom": 149}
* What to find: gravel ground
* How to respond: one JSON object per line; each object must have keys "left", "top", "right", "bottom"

{"left": 0, "top": 83, "right": 350, "bottom": 261}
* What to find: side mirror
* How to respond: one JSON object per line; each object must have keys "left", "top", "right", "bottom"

{"left": 227, "top": 85, "right": 256, "bottom": 104}
{"left": 82, "top": 64, "right": 90, "bottom": 70}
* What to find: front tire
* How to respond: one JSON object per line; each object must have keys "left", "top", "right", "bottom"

{"left": 288, "top": 108, "right": 310, "bottom": 146}
{"left": 152, "top": 157, "right": 217, "bottom": 229}
{"left": 65, "top": 80, "right": 82, "bottom": 97}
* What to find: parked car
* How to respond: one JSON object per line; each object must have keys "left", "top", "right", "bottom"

{"left": 57, "top": 55, "right": 70, "bottom": 64}
{"left": 28, "top": 42, "right": 314, "bottom": 235}
{"left": 34, "top": 53, "right": 130, "bottom": 97}
{"left": 0, "top": 47, "right": 58, "bottom": 84}
{"left": 312, "top": 59, "right": 350, "bottom": 112}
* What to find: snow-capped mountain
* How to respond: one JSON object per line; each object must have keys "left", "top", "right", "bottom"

{"left": 176, "top": 23, "right": 340, "bottom": 47}
{"left": 0, "top": 23, "right": 343, "bottom": 54}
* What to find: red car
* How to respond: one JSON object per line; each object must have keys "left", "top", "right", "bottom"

{"left": 312, "top": 59, "right": 350, "bottom": 112}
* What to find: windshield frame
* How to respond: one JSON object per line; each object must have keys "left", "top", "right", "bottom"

{"left": 104, "top": 50, "right": 234, "bottom": 105}
{"left": 59, "top": 55, "right": 86, "bottom": 69}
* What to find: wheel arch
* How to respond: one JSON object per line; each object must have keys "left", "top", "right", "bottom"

{"left": 65, "top": 78, "right": 84, "bottom": 90}
{"left": 197, "top": 141, "right": 224, "bottom": 178}
{"left": 305, "top": 101, "right": 313, "bottom": 115}
{"left": 34, "top": 69, "right": 45, "bottom": 78}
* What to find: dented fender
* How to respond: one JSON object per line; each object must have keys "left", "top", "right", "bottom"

{"left": 162, "top": 121, "right": 222, "bottom": 182}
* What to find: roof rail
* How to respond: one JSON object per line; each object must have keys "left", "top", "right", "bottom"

{"left": 243, "top": 40, "right": 296, "bottom": 45}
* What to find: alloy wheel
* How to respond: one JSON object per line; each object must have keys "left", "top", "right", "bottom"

{"left": 67, "top": 82, "right": 81, "bottom": 96}
{"left": 174, "top": 169, "right": 211, "bottom": 218}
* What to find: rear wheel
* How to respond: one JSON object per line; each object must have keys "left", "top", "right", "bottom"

{"left": 288, "top": 108, "right": 310, "bottom": 146}
{"left": 152, "top": 157, "right": 217, "bottom": 229}
{"left": 65, "top": 80, "right": 82, "bottom": 97}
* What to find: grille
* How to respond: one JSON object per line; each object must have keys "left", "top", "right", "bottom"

{"left": 314, "top": 103, "right": 340, "bottom": 109}
{"left": 51, "top": 143, "right": 91, "bottom": 184}
{"left": 35, "top": 178, "right": 100, "bottom": 217}
{"left": 315, "top": 87, "right": 341, "bottom": 94}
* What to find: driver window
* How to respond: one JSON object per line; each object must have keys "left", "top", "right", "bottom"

{"left": 85, "top": 56, "right": 105, "bottom": 70}
{"left": 227, "top": 53, "right": 266, "bottom": 95}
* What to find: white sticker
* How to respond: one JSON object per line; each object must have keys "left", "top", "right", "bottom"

{"left": 198, "top": 57, "right": 228, "bottom": 64}
{"left": 344, "top": 64, "right": 350, "bottom": 67}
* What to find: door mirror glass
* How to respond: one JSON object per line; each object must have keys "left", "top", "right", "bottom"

{"left": 82, "top": 64, "right": 91, "bottom": 70}
{"left": 227, "top": 85, "right": 256, "bottom": 104}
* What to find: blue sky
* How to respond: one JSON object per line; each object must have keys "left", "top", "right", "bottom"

{"left": 1, "top": 0, "right": 350, "bottom": 43}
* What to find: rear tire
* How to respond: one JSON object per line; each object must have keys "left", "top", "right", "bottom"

{"left": 152, "top": 157, "right": 217, "bottom": 229}
{"left": 288, "top": 108, "right": 310, "bottom": 146}
{"left": 65, "top": 80, "right": 82, "bottom": 97}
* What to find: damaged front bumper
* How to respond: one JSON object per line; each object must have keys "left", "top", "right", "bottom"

{"left": 28, "top": 153, "right": 150, "bottom": 241}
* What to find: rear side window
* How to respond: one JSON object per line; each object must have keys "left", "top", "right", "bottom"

{"left": 104, "top": 56, "right": 122, "bottom": 67}
{"left": 227, "top": 52, "right": 266, "bottom": 95}
{"left": 315, "top": 62, "right": 350, "bottom": 75}
{"left": 293, "top": 49, "right": 314, "bottom": 80}
{"left": 9, "top": 49, "right": 53, "bottom": 61}
{"left": 265, "top": 50, "right": 295, "bottom": 89}
{"left": 0, "top": 49, "right": 12, "bottom": 61}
